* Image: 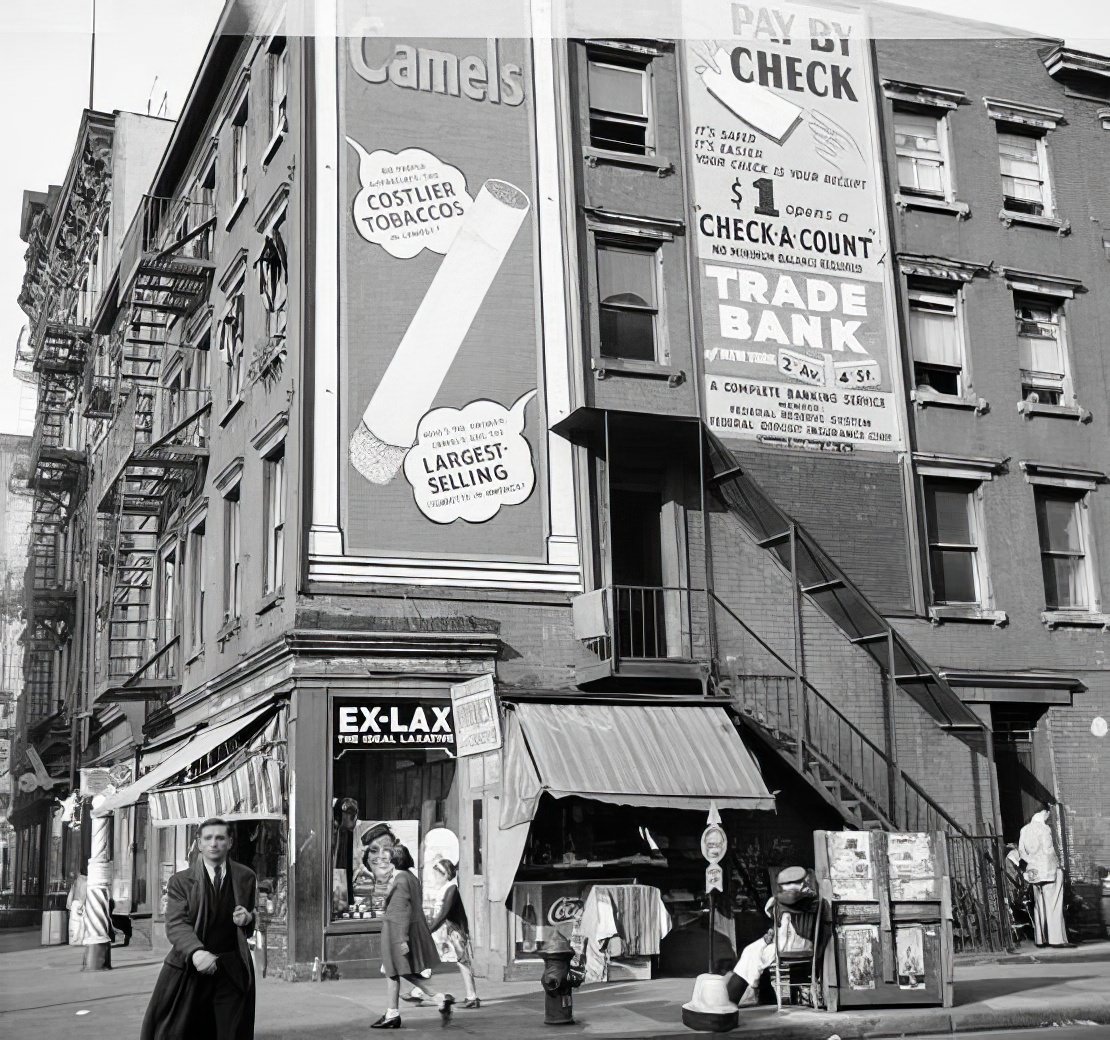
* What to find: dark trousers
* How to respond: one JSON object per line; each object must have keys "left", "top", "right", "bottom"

{"left": 195, "top": 968, "right": 249, "bottom": 1040}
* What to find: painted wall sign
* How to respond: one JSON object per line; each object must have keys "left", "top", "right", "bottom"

{"left": 342, "top": 36, "right": 546, "bottom": 558}
{"left": 333, "top": 697, "right": 457, "bottom": 754}
{"left": 684, "top": 1, "right": 903, "bottom": 453}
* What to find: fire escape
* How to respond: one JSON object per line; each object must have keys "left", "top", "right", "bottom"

{"left": 91, "top": 195, "right": 215, "bottom": 705}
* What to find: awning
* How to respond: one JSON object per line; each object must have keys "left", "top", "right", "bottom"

{"left": 500, "top": 702, "right": 774, "bottom": 827}
{"left": 149, "top": 713, "right": 284, "bottom": 827}
{"left": 92, "top": 705, "right": 273, "bottom": 817}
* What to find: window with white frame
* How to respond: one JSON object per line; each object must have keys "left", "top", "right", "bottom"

{"left": 231, "top": 98, "right": 249, "bottom": 203}
{"left": 923, "top": 479, "right": 982, "bottom": 606}
{"left": 267, "top": 36, "right": 288, "bottom": 140}
{"left": 1034, "top": 488, "right": 1095, "bottom": 610}
{"left": 257, "top": 211, "right": 288, "bottom": 339}
{"left": 187, "top": 522, "right": 206, "bottom": 652}
{"left": 908, "top": 284, "right": 964, "bottom": 397}
{"left": 1014, "top": 293, "right": 1068, "bottom": 405}
{"left": 587, "top": 50, "right": 654, "bottom": 155}
{"left": 223, "top": 483, "right": 242, "bottom": 623}
{"left": 894, "top": 107, "right": 950, "bottom": 199}
{"left": 262, "top": 444, "right": 285, "bottom": 596}
{"left": 221, "top": 285, "right": 246, "bottom": 404}
{"left": 597, "top": 238, "right": 662, "bottom": 361}
{"left": 159, "top": 546, "right": 177, "bottom": 647}
{"left": 998, "top": 128, "right": 1052, "bottom": 217}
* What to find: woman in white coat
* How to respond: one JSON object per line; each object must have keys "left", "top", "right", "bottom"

{"left": 1017, "top": 803, "right": 1071, "bottom": 948}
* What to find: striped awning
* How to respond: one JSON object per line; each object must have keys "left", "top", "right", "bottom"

{"left": 149, "top": 712, "right": 285, "bottom": 827}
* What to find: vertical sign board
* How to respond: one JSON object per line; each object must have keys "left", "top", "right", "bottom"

{"left": 341, "top": 30, "right": 547, "bottom": 560}
{"left": 451, "top": 675, "right": 502, "bottom": 758}
{"left": 683, "top": 2, "right": 903, "bottom": 453}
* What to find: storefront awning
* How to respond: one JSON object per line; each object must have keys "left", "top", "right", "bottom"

{"left": 500, "top": 702, "right": 774, "bottom": 828}
{"left": 92, "top": 705, "right": 273, "bottom": 817}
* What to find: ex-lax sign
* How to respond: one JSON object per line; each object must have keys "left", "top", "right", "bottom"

{"left": 450, "top": 675, "right": 502, "bottom": 758}
{"left": 333, "top": 697, "right": 456, "bottom": 754}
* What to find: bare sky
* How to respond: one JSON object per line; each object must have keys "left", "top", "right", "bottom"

{"left": 0, "top": 0, "right": 1108, "bottom": 436}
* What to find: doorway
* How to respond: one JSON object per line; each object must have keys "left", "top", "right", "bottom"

{"left": 609, "top": 486, "right": 667, "bottom": 658}
{"left": 991, "top": 704, "right": 1055, "bottom": 844}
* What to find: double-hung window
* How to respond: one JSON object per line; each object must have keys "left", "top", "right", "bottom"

{"left": 894, "top": 108, "right": 949, "bottom": 199}
{"left": 597, "top": 239, "right": 662, "bottom": 362}
{"left": 908, "top": 285, "right": 964, "bottom": 397}
{"left": 258, "top": 211, "right": 288, "bottom": 340}
{"left": 923, "top": 479, "right": 981, "bottom": 606}
{"left": 187, "top": 522, "right": 206, "bottom": 653}
{"left": 223, "top": 484, "right": 242, "bottom": 624}
{"left": 231, "top": 99, "right": 249, "bottom": 204}
{"left": 267, "top": 36, "right": 288, "bottom": 141}
{"left": 262, "top": 445, "right": 285, "bottom": 596}
{"left": 1035, "top": 489, "right": 1093, "bottom": 611}
{"left": 998, "top": 129, "right": 1052, "bottom": 217}
{"left": 1014, "top": 294, "right": 1066, "bottom": 405}
{"left": 222, "top": 286, "right": 246, "bottom": 404}
{"left": 587, "top": 51, "right": 654, "bottom": 156}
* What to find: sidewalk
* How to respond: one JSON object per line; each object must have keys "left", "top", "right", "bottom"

{"left": 1, "top": 930, "right": 1108, "bottom": 1039}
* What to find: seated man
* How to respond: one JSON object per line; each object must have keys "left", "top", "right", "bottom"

{"left": 722, "top": 866, "right": 818, "bottom": 1007}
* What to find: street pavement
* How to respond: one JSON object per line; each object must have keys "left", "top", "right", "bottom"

{"left": 2, "top": 928, "right": 1109, "bottom": 1039}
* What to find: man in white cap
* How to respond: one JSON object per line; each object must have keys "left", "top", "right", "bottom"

{"left": 723, "top": 866, "right": 818, "bottom": 1007}
{"left": 1018, "top": 803, "right": 1071, "bottom": 948}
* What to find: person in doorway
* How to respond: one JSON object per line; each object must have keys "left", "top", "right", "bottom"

{"left": 372, "top": 844, "right": 454, "bottom": 1029}
{"left": 404, "top": 858, "right": 480, "bottom": 1009}
{"left": 721, "top": 866, "right": 818, "bottom": 1007}
{"left": 1018, "top": 803, "right": 1071, "bottom": 948}
{"left": 140, "top": 817, "right": 257, "bottom": 1040}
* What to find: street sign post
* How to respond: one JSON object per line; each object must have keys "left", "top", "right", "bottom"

{"left": 701, "top": 801, "right": 728, "bottom": 971}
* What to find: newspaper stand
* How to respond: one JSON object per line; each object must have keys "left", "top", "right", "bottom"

{"left": 814, "top": 830, "right": 954, "bottom": 1011}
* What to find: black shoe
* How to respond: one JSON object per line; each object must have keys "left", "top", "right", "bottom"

{"left": 1049, "top": 942, "right": 1077, "bottom": 948}
{"left": 461, "top": 998, "right": 481, "bottom": 1009}
{"left": 371, "top": 1014, "right": 401, "bottom": 1029}
{"left": 439, "top": 995, "right": 455, "bottom": 1025}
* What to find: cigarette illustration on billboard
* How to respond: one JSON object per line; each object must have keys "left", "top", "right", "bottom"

{"left": 350, "top": 179, "right": 531, "bottom": 484}
{"left": 696, "top": 45, "right": 803, "bottom": 144}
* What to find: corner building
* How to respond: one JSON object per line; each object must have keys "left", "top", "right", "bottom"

{"left": 21, "top": 0, "right": 1107, "bottom": 976}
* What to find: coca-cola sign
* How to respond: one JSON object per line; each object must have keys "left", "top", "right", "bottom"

{"left": 547, "top": 896, "right": 583, "bottom": 926}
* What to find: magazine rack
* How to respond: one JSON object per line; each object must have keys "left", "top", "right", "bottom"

{"left": 814, "top": 830, "right": 954, "bottom": 1011}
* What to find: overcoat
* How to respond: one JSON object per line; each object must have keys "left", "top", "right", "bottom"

{"left": 140, "top": 857, "right": 257, "bottom": 1040}
{"left": 381, "top": 869, "right": 440, "bottom": 977}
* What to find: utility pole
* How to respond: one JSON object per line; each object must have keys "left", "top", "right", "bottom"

{"left": 88, "top": 0, "right": 96, "bottom": 109}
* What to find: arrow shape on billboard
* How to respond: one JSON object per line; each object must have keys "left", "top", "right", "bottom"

{"left": 707, "top": 800, "right": 722, "bottom": 826}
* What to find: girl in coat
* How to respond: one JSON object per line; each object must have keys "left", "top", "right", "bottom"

{"left": 372, "top": 844, "right": 454, "bottom": 1029}
{"left": 406, "top": 858, "right": 480, "bottom": 1009}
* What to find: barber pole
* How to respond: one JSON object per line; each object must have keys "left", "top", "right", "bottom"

{"left": 83, "top": 802, "right": 113, "bottom": 970}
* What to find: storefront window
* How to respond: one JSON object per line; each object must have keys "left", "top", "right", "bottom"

{"left": 46, "top": 809, "right": 67, "bottom": 905}
{"left": 330, "top": 695, "right": 457, "bottom": 923}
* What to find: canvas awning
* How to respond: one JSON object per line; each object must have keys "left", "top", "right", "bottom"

{"left": 92, "top": 705, "right": 273, "bottom": 817}
{"left": 149, "top": 712, "right": 284, "bottom": 827}
{"left": 500, "top": 702, "right": 774, "bottom": 827}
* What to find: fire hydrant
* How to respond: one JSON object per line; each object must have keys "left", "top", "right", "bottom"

{"left": 540, "top": 932, "right": 584, "bottom": 1025}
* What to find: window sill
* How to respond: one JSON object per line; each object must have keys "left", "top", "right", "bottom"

{"left": 261, "top": 125, "right": 286, "bottom": 168}
{"left": 219, "top": 396, "right": 245, "bottom": 428}
{"left": 895, "top": 194, "right": 970, "bottom": 218}
{"left": 217, "top": 617, "right": 241, "bottom": 644}
{"left": 592, "top": 357, "right": 686, "bottom": 385}
{"left": 928, "top": 605, "right": 1008, "bottom": 627}
{"left": 1017, "top": 400, "right": 1092, "bottom": 422}
{"left": 999, "top": 209, "right": 1070, "bottom": 234}
{"left": 185, "top": 647, "right": 205, "bottom": 666}
{"left": 583, "top": 147, "right": 675, "bottom": 176}
{"left": 256, "top": 588, "right": 284, "bottom": 616}
{"left": 225, "top": 193, "right": 249, "bottom": 231}
{"left": 1041, "top": 610, "right": 1110, "bottom": 631}
{"left": 912, "top": 390, "right": 989, "bottom": 414}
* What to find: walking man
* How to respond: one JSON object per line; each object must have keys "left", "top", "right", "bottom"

{"left": 141, "top": 817, "right": 258, "bottom": 1040}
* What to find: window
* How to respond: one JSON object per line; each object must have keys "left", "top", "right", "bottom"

{"left": 159, "top": 546, "right": 177, "bottom": 649}
{"left": 909, "top": 286, "right": 963, "bottom": 397}
{"left": 268, "top": 37, "right": 288, "bottom": 139}
{"left": 223, "top": 484, "right": 242, "bottom": 623}
{"left": 262, "top": 445, "right": 285, "bottom": 595}
{"left": 923, "top": 479, "right": 981, "bottom": 605}
{"left": 231, "top": 99, "right": 249, "bottom": 203}
{"left": 1014, "top": 294, "right": 1067, "bottom": 405}
{"left": 257, "top": 212, "right": 288, "bottom": 339}
{"left": 587, "top": 51, "right": 653, "bottom": 155}
{"left": 998, "top": 129, "right": 1052, "bottom": 217}
{"left": 221, "top": 287, "right": 246, "bottom": 403}
{"left": 894, "top": 108, "right": 949, "bottom": 199}
{"left": 1034, "top": 489, "right": 1093, "bottom": 610}
{"left": 187, "top": 523, "right": 206, "bottom": 652}
{"left": 597, "top": 239, "right": 661, "bottom": 361}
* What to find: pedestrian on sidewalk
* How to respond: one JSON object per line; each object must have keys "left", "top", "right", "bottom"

{"left": 140, "top": 817, "right": 257, "bottom": 1040}
{"left": 404, "top": 858, "right": 480, "bottom": 1009}
{"left": 372, "top": 843, "right": 454, "bottom": 1029}
{"left": 1018, "top": 803, "right": 1071, "bottom": 948}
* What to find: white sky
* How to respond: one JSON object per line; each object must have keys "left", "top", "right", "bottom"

{"left": 0, "top": 0, "right": 1108, "bottom": 436}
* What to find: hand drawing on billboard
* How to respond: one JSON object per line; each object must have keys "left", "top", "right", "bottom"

{"left": 349, "top": 179, "right": 531, "bottom": 485}
{"left": 346, "top": 139, "right": 471, "bottom": 259}
{"left": 403, "top": 391, "right": 537, "bottom": 524}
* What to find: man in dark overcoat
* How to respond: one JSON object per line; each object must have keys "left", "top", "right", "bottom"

{"left": 141, "top": 817, "right": 258, "bottom": 1040}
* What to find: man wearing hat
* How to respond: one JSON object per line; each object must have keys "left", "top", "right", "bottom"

{"left": 723, "top": 866, "right": 818, "bottom": 1007}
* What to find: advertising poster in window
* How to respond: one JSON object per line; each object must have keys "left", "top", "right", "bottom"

{"left": 341, "top": 34, "right": 547, "bottom": 559}
{"left": 682, "top": 1, "right": 903, "bottom": 452}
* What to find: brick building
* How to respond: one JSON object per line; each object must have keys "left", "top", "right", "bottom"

{"left": 10, "top": 0, "right": 1107, "bottom": 975}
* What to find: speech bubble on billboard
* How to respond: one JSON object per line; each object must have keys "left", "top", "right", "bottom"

{"left": 403, "top": 390, "right": 537, "bottom": 524}
{"left": 347, "top": 140, "right": 471, "bottom": 259}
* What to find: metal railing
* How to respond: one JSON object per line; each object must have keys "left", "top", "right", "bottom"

{"left": 118, "top": 194, "right": 215, "bottom": 293}
{"left": 102, "top": 616, "right": 180, "bottom": 688}
{"left": 947, "top": 834, "right": 1014, "bottom": 953}
{"left": 83, "top": 370, "right": 116, "bottom": 418}
{"left": 26, "top": 546, "right": 78, "bottom": 596}
{"left": 575, "top": 584, "right": 695, "bottom": 662}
